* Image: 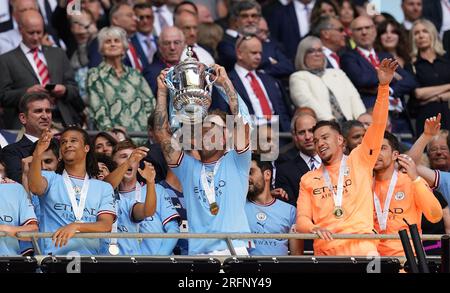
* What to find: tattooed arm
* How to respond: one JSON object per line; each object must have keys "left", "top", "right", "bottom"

{"left": 153, "top": 69, "right": 183, "bottom": 166}
{"left": 212, "top": 65, "right": 250, "bottom": 151}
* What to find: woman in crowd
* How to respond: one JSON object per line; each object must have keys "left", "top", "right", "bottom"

{"left": 310, "top": 0, "right": 339, "bottom": 28}
{"left": 94, "top": 132, "right": 117, "bottom": 157}
{"left": 406, "top": 19, "right": 450, "bottom": 135}
{"left": 337, "top": 0, "right": 358, "bottom": 48}
{"left": 86, "top": 27, "right": 155, "bottom": 133}
{"left": 374, "top": 19, "right": 411, "bottom": 68}
{"left": 289, "top": 36, "right": 365, "bottom": 123}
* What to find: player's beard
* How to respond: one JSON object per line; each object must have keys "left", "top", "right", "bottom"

{"left": 247, "top": 180, "right": 265, "bottom": 199}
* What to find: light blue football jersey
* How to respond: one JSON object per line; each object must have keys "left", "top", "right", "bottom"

{"left": 245, "top": 198, "right": 296, "bottom": 255}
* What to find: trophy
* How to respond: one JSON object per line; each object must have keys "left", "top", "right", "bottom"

{"left": 165, "top": 46, "right": 217, "bottom": 124}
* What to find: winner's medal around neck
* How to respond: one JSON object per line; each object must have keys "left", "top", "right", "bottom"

{"left": 322, "top": 156, "right": 348, "bottom": 219}
{"left": 201, "top": 158, "right": 223, "bottom": 216}
{"left": 63, "top": 170, "right": 89, "bottom": 223}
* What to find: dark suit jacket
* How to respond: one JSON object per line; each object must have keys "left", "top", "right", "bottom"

{"left": 144, "top": 54, "right": 167, "bottom": 95}
{"left": 217, "top": 33, "right": 294, "bottom": 78}
{"left": 268, "top": 1, "right": 302, "bottom": 61}
{"left": 228, "top": 69, "right": 291, "bottom": 132}
{"left": 423, "top": 0, "right": 443, "bottom": 33}
{"left": 275, "top": 153, "right": 310, "bottom": 207}
{"left": 0, "top": 46, "right": 83, "bottom": 129}
{"left": 0, "top": 135, "right": 34, "bottom": 183}
{"left": 340, "top": 49, "right": 418, "bottom": 108}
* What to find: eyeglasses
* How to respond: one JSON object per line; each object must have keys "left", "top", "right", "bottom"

{"left": 428, "top": 146, "right": 450, "bottom": 154}
{"left": 327, "top": 26, "right": 345, "bottom": 33}
{"left": 306, "top": 48, "right": 323, "bottom": 54}
{"left": 236, "top": 34, "right": 256, "bottom": 48}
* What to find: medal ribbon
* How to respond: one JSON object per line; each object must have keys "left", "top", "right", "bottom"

{"left": 373, "top": 170, "right": 398, "bottom": 231}
{"left": 322, "top": 156, "right": 347, "bottom": 212}
{"left": 62, "top": 170, "right": 89, "bottom": 222}
{"left": 200, "top": 158, "right": 222, "bottom": 207}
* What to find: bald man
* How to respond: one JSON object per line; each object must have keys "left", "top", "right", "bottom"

{"left": 227, "top": 35, "right": 291, "bottom": 132}
{"left": 340, "top": 16, "right": 417, "bottom": 135}
{"left": 0, "top": 0, "right": 38, "bottom": 54}
{"left": 174, "top": 10, "right": 214, "bottom": 65}
{"left": 145, "top": 26, "right": 186, "bottom": 94}
{"left": 0, "top": 10, "right": 83, "bottom": 129}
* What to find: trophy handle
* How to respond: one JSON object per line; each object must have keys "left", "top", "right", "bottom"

{"left": 205, "top": 67, "right": 218, "bottom": 88}
{"left": 164, "top": 72, "right": 176, "bottom": 91}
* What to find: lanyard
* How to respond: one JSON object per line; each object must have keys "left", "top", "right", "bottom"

{"left": 200, "top": 158, "right": 222, "bottom": 206}
{"left": 373, "top": 170, "right": 398, "bottom": 231}
{"left": 322, "top": 156, "right": 347, "bottom": 210}
{"left": 62, "top": 170, "right": 89, "bottom": 222}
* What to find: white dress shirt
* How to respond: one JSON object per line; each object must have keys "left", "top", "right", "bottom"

{"left": 440, "top": 0, "right": 450, "bottom": 38}
{"left": 323, "top": 46, "right": 339, "bottom": 69}
{"left": 225, "top": 29, "right": 239, "bottom": 39}
{"left": 293, "top": 0, "right": 315, "bottom": 38}
{"left": 0, "top": 2, "right": 11, "bottom": 23}
{"left": 24, "top": 134, "right": 39, "bottom": 143}
{"left": 234, "top": 64, "right": 274, "bottom": 121}
{"left": 0, "top": 133, "right": 8, "bottom": 148}
{"left": 0, "top": 27, "right": 20, "bottom": 54}
{"left": 20, "top": 42, "right": 48, "bottom": 84}
{"left": 299, "top": 152, "right": 321, "bottom": 170}
{"left": 152, "top": 5, "right": 173, "bottom": 36}
{"left": 136, "top": 32, "right": 158, "bottom": 63}
{"left": 402, "top": 20, "right": 413, "bottom": 31}
{"left": 181, "top": 43, "right": 215, "bottom": 66}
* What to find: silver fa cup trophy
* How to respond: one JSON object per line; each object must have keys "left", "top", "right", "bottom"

{"left": 165, "top": 46, "right": 217, "bottom": 124}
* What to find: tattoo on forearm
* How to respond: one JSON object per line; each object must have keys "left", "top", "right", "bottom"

{"left": 161, "top": 140, "right": 175, "bottom": 162}
{"left": 223, "top": 81, "right": 238, "bottom": 115}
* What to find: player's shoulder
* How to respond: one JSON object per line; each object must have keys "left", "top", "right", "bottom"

{"left": 300, "top": 169, "right": 322, "bottom": 184}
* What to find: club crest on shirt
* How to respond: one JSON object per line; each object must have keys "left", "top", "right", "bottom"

{"left": 395, "top": 192, "right": 405, "bottom": 201}
{"left": 256, "top": 212, "right": 267, "bottom": 221}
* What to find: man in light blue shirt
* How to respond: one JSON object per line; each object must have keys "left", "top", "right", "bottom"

{"left": 0, "top": 180, "right": 38, "bottom": 255}
{"left": 245, "top": 154, "right": 302, "bottom": 255}
{"left": 153, "top": 65, "right": 253, "bottom": 255}
{"left": 28, "top": 127, "right": 116, "bottom": 255}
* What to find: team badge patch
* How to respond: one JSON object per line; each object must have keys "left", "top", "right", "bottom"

{"left": 256, "top": 212, "right": 267, "bottom": 221}
{"left": 395, "top": 192, "right": 405, "bottom": 201}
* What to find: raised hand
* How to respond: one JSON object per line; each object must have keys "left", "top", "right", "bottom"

{"left": 33, "top": 129, "right": 53, "bottom": 157}
{"left": 211, "top": 64, "right": 230, "bottom": 88}
{"left": 138, "top": 161, "right": 156, "bottom": 183}
{"left": 397, "top": 154, "right": 419, "bottom": 181}
{"left": 157, "top": 68, "right": 170, "bottom": 93}
{"left": 377, "top": 58, "right": 399, "bottom": 86}
{"left": 271, "top": 188, "right": 289, "bottom": 201}
{"left": 423, "top": 114, "right": 441, "bottom": 138}
{"left": 128, "top": 146, "right": 149, "bottom": 166}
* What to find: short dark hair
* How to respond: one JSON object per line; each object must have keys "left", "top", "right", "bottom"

{"left": 56, "top": 126, "right": 99, "bottom": 178}
{"left": 18, "top": 92, "right": 52, "bottom": 114}
{"left": 312, "top": 120, "right": 342, "bottom": 135}
{"left": 94, "top": 132, "right": 117, "bottom": 148}
{"left": 96, "top": 153, "right": 118, "bottom": 173}
{"left": 384, "top": 131, "right": 400, "bottom": 152}
{"left": 31, "top": 138, "right": 60, "bottom": 159}
{"left": 251, "top": 153, "right": 273, "bottom": 181}
{"left": 133, "top": 2, "right": 152, "bottom": 10}
{"left": 112, "top": 139, "right": 137, "bottom": 157}
{"left": 109, "top": 1, "right": 131, "bottom": 23}
{"left": 174, "top": 1, "right": 198, "bottom": 15}
{"left": 341, "top": 120, "right": 365, "bottom": 138}
{"left": 229, "top": 0, "right": 261, "bottom": 21}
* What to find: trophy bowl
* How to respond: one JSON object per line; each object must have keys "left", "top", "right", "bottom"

{"left": 166, "top": 47, "right": 217, "bottom": 124}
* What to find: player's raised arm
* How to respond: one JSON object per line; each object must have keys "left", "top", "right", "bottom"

{"left": 153, "top": 69, "right": 183, "bottom": 166}
{"left": 358, "top": 58, "right": 398, "bottom": 166}
{"left": 28, "top": 129, "right": 52, "bottom": 196}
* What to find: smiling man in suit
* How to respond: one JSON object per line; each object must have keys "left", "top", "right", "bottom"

{"left": 228, "top": 34, "right": 291, "bottom": 132}
{"left": 0, "top": 10, "right": 83, "bottom": 129}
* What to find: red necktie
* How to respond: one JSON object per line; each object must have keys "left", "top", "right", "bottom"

{"left": 368, "top": 53, "right": 379, "bottom": 68}
{"left": 247, "top": 72, "right": 272, "bottom": 118}
{"left": 32, "top": 48, "right": 50, "bottom": 86}
{"left": 330, "top": 52, "right": 340, "bottom": 67}
{"left": 128, "top": 43, "right": 143, "bottom": 72}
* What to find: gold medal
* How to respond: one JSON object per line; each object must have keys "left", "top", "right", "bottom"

{"left": 210, "top": 202, "right": 219, "bottom": 215}
{"left": 333, "top": 206, "right": 344, "bottom": 218}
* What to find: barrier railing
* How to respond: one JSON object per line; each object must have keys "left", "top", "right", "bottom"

{"left": 14, "top": 232, "right": 446, "bottom": 256}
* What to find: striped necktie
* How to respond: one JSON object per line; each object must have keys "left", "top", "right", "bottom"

{"left": 32, "top": 48, "right": 50, "bottom": 86}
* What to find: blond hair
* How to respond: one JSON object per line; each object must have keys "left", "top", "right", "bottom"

{"left": 410, "top": 19, "right": 446, "bottom": 62}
